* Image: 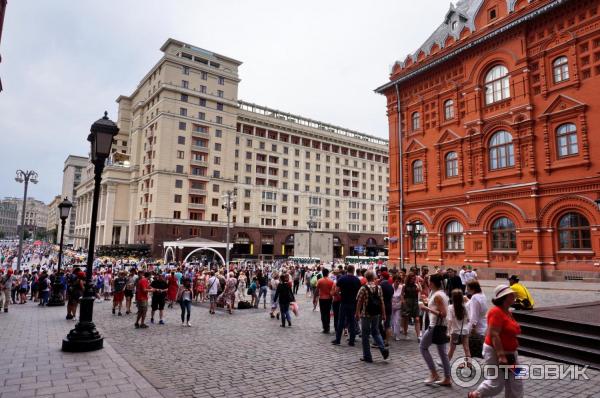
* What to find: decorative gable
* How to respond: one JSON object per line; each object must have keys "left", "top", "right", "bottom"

{"left": 405, "top": 138, "right": 427, "bottom": 154}
{"left": 435, "top": 129, "right": 462, "bottom": 147}
{"left": 540, "top": 94, "right": 586, "bottom": 118}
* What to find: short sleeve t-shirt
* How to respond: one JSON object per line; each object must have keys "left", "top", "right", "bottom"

{"left": 484, "top": 306, "right": 521, "bottom": 352}
{"left": 151, "top": 279, "right": 168, "bottom": 299}
{"left": 208, "top": 276, "right": 219, "bottom": 295}
{"left": 336, "top": 275, "right": 361, "bottom": 305}
{"left": 136, "top": 277, "right": 150, "bottom": 302}
{"left": 316, "top": 277, "right": 334, "bottom": 300}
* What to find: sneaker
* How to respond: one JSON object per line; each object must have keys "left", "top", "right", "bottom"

{"left": 159, "top": 320, "right": 165, "bottom": 325}
{"left": 118, "top": 312, "right": 122, "bottom": 316}
{"left": 331, "top": 340, "right": 341, "bottom": 345}
{"left": 134, "top": 323, "right": 140, "bottom": 329}
{"left": 186, "top": 322, "right": 192, "bottom": 327}
{"left": 140, "top": 324, "right": 149, "bottom": 329}
{"left": 360, "top": 357, "right": 373, "bottom": 363}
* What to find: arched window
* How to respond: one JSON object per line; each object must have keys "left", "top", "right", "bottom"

{"left": 489, "top": 131, "right": 515, "bottom": 170}
{"left": 556, "top": 123, "right": 578, "bottom": 157}
{"left": 491, "top": 217, "right": 516, "bottom": 250}
{"left": 444, "top": 99, "right": 455, "bottom": 120}
{"left": 553, "top": 56, "right": 570, "bottom": 83}
{"left": 445, "top": 221, "right": 464, "bottom": 250}
{"left": 412, "top": 112, "right": 421, "bottom": 131}
{"left": 558, "top": 212, "right": 591, "bottom": 250}
{"left": 415, "top": 225, "right": 428, "bottom": 250}
{"left": 412, "top": 160, "right": 423, "bottom": 184}
{"left": 445, "top": 152, "right": 458, "bottom": 178}
{"left": 484, "top": 65, "right": 510, "bottom": 104}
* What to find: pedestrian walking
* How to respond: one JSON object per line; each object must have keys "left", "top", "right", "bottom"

{"left": 331, "top": 265, "right": 361, "bottom": 346}
{"left": 315, "top": 268, "right": 334, "bottom": 333}
{"left": 355, "top": 270, "right": 390, "bottom": 363}
{"left": 274, "top": 273, "right": 294, "bottom": 327}
{"left": 177, "top": 278, "right": 193, "bottom": 326}
{"left": 150, "top": 273, "right": 168, "bottom": 324}
{"left": 419, "top": 273, "right": 452, "bottom": 387}
{"left": 468, "top": 285, "right": 523, "bottom": 398}
{"left": 134, "top": 271, "right": 153, "bottom": 329}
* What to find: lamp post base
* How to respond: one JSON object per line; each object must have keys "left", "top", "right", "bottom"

{"left": 47, "top": 282, "right": 65, "bottom": 306}
{"left": 62, "top": 296, "right": 103, "bottom": 352}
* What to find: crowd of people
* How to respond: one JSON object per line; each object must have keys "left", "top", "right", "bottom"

{"left": 1, "top": 239, "right": 537, "bottom": 397}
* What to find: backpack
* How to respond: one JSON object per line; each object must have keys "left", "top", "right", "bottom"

{"left": 365, "top": 285, "right": 382, "bottom": 316}
{"left": 310, "top": 274, "right": 318, "bottom": 288}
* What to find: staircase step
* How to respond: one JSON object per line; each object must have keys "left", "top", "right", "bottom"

{"left": 512, "top": 311, "right": 600, "bottom": 336}
{"left": 518, "top": 334, "right": 600, "bottom": 363}
{"left": 519, "top": 321, "right": 600, "bottom": 347}
{"left": 517, "top": 346, "right": 600, "bottom": 370}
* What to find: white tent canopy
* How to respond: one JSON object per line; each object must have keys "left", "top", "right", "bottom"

{"left": 163, "top": 237, "right": 228, "bottom": 264}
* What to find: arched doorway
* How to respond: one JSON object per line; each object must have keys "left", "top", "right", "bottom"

{"left": 183, "top": 247, "right": 225, "bottom": 265}
{"left": 261, "top": 234, "right": 274, "bottom": 258}
{"left": 333, "top": 236, "right": 343, "bottom": 259}
{"left": 283, "top": 234, "right": 294, "bottom": 256}
{"left": 233, "top": 232, "right": 252, "bottom": 257}
{"left": 164, "top": 246, "right": 175, "bottom": 263}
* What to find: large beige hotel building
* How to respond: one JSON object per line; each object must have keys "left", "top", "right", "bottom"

{"left": 73, "top": 39, "right": 389, "bottom": 260}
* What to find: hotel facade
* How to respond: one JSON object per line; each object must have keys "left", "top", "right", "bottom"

{"left": 377, "top": 0, "right": 600, "bottom": 280}
{"left": 73, "top": 39, "right": 389, "bottom": 260}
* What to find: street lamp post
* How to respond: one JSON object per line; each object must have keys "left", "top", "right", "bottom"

{"left": 406, "top": 221, "right": 423, "bottom": 271}
{"left": 14, "top": 170, "right": 38, "bottom": 271}
{"left": 221, "top": 190, "right": 236, "bottom": 269}
{"left": 62, "top": 112, "right": 119, "bottom": 352}
{"left": 48, "top": 197, "right": 72, "bottom": 306}
{"left": 307, "top": 215, "right": 317, "bottom": 264}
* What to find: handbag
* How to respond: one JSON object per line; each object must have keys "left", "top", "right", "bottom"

{"left": 469, "top": 330, "right": 484, "bottom": 358}
{"left": 452, "top": 314, "right": 465, "bottom": 345}
{"left": 432, "top": 317, "right": 450, "bottom": 345}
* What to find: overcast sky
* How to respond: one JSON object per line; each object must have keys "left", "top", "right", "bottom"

{"left": 0, "top": 0, "right": 447, "bottom": 203}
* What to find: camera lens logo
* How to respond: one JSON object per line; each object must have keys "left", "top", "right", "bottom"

{"left": 450, "top": 357, "right": 483, "bottom": 388}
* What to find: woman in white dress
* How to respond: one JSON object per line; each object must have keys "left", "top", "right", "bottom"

{"left": 391, "top": 274, "right": 404, "bottom": 341}
{"left": 237, "top": 271, "right": 248, "bottom": 302}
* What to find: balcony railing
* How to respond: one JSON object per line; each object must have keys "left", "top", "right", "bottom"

{"left": 188, "top": 203, "right": 206, "bottom": 210}
{"left": 190, "top": 159, "right": 208, "bottom": 167}
{"left": 189, "top": 188, "right": 207, "bottom": 195}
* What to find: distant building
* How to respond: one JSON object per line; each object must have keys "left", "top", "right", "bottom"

{"left": 60, "top": 155, "right": 88, "bottom": 245}
{"left": 74, "top": 38, "right": 390, "bottom": 260}
{"left": 4, "top": 197, "right": 49, "bottom": 237}
{"left": 0, "top": 199, "right": 17, "bottom": 239}
{"left": 46, "top": 195, "right": 62, "bottom": 243}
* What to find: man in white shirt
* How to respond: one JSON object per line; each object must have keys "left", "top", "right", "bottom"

{"left": 464, "top": 266, "right": 477, "bottom": 284}
{"left": 207, "top": 271, "right": 219, "bottom": 314}
{"left": 458, "top": 265, "right": 467, "bottom": 286}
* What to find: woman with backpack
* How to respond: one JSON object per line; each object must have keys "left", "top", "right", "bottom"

{"left": 274, "top": 273, "right": 294, "bottom": 327}
{"left": 418, "top": 273, "right": 451, "bottom": 387}
{"left": 447, "top": 289, "right": 471, "bottom": 366}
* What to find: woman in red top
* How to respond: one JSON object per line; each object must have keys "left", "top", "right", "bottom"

{"left": 469, "top": 285, "right": 523, "bottom": 398}
{"left": 166, "top": 272, "right": 179, "bottom": 309}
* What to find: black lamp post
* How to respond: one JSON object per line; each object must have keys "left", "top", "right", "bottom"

{"left": 406, "top": 221, "right": 423, "bottom": 271}
{"left": 47, "top": 197, "right": 72, "bottom": 306}
{"left": 15, "top": 170, "right": 38, "bottom": 271}
{"left": 63, "top": 112, "right": 119, "bottom": 352}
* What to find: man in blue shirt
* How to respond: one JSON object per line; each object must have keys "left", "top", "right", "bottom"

{"left": 332, "top": 265, "right": 361, "bottom": 346}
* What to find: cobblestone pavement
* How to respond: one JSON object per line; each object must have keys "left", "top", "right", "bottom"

{"left": 1, "top": 283, "right": 600, "bottom": 398}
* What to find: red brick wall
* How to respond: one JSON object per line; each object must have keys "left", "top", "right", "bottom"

{"left": 383, "top": 0, "right": 600, "bottom": 280}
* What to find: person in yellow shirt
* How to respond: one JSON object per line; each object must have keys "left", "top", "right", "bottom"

{"left": 508, "top": 275, "right": 534, "bottom": 310}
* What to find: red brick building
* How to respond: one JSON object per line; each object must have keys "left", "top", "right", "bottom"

{"left": 377, "top": 0, "right": 600, "bottom": 280}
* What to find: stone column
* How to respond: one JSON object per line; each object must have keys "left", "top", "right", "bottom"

{"left": 102, "top": 184, "right": 117, "bottom": 245}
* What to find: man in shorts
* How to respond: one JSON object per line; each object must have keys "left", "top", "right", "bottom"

{"left": 134, "top": 271, "right": 153, "bottom": 329}
{"left": 150, "top": 273, "right": 168, "bottom": 324}
{"left": 207, "top": 271, "right": 219, "bottom": 314}
{"left": 112, "top": 271, "right": 127, "bottom": 316}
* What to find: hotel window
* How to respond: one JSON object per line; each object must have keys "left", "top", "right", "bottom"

{"left": 415, "top": 226, "right": 428, "bottom": 250}
{"left": 445, "top": 152, "right": 458, "bottom": 178}
{"left": 179, "top": 122, "right": 186, "bottom": 130}
{"left": 489, "top": 131, "right": 514, "bottom": 170}
{"left": 211, "top": 214, "right": 218, "bottom": 222}
{"left": 181, "top": 80, "right": 189, "bottom": 89}
{"left": 558, "top": 212, "right": 591, "bottom": 250}
{"left": 484, "top": 65, "right": 510, "bottom": 104}
{"left": 173, "top": 211, "right": 181, "bottom": 219}
{"left": 177, "top": 136, "right": 185, "bottom": 145}
{"left": 199, "top": 98, "right": 206, "bottom": 107}
{"left": 213, "top": 184, "right": 220, "bottom": 192}
{"left": 553, "top": 56, "right": 570, "bottom": 83}
{"left": 182, "top": 66, "right": 189, "bottom": 75}
{"left": 201, "top": 71, "right": 207, "bottom": 80}
{"left": 215, "top": 129, "right": 222, "bottom": 138}
{"left": 176, "top": 150, "right": 185, "bottom": 159}
{"left": 217, "top": 102, "right": 224, "bottom": 111}
{"left": 175, "top": 180, "right": 183, "bottom": 188}
{"left": 491, "top": 217, "right": 517, "bottom": 250}
{"left": 200, "top": 85, "right": 207, "bottom": 93}
{"left": 179, "top": 108, "right": 187, "bottom": 116}
{"left": 444, "top": 100, "right": 455, "bottom": 120}
{"left": 218, "top": 76, "right": 225, "bottom": 85}
{"left": 198, "top": 112, "right": 205, "bottom": 120}
{"left": 214, "top": 143, "right": 222, "bottom": 151}
{"left": 174, "top": 194, "right": 182, "bottom": 203}
{"left": 411, "top": 112, "right": 420, "bottom": 131}
{"left": 412, "top": 160, "right": 423, "bottom": 184}
{"left": 181, "top": 94, "right": 188, "bottom": 102}
{"left": 445, "top": 221, "right": 464, "bottom": 250}
{"left": 216, "top": 116, "right": 223, "bottom": 124}
{"left": 175, "top": 165, "right": 184, "bottom": 173}
{"left": 217, "top": 90, "right": 224, "bottom": 98}
{"left": 556, "top": 123, "right": 578, "bottom": 157}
